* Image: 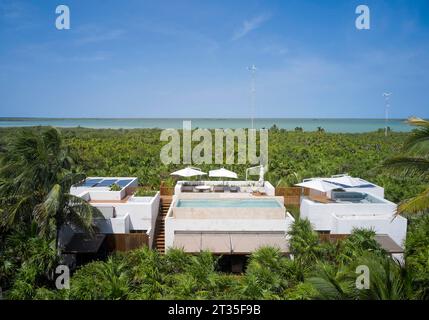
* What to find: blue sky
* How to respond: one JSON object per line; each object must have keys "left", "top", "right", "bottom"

{"left": 0, "top": 0, "right": 428, "bottom": 118}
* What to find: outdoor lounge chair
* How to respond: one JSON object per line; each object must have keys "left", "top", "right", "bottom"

{"left": 213, "top": 186, "right": 224, "bottom": 193}
{"left": 229, "top": 186, "right": 240, "bottom": 193}
{"left": 181, "top": 185, "right": 194, "bottom": 193}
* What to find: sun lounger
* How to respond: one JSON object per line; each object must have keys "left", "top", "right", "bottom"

{"left": 181, "top": 185, "right": 194, "bottom": 193}
{"left": 229, "top": 186, "right": 240, "bottom": 193}
{"left": 214, "top": 186, "right": 224, "bottom": 193}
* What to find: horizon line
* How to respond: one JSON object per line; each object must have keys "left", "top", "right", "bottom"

{"left": 0, "top": 117, "right": 412, "bottom": 121}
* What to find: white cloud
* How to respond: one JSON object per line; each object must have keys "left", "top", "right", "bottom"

{"left": 232, "top": 13, "right": 271, "bottom": 40}
{"left": 262, "top": 44, "right": 288, "bottom": 56}
{"left": 74, "top": 26, "right": 125, "bottom": 45}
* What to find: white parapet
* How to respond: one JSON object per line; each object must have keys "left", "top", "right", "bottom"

{"left": 164, "top": 195, "right": 295, "bottom": 251}
{"left": 94, "top": 213, "right": 130, "bottom": 233}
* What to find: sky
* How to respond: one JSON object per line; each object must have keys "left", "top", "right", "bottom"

{"left": 0, "top": 0, "right": 428, "bottom": 118}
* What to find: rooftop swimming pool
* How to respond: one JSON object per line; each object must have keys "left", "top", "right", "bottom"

{"left": 331, "top": 192, "right": 384, "bottom": 204}
{"left": 176, "top": 199, "right": 283, "bottom": 208}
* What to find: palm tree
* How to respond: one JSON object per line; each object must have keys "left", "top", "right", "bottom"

{"left": 306, "top": 262, "right": 357, "bottom": 300}
{"left": 337, "top": 228, "right": 386, "bottom": 264}
{"left": 0, "top": 127, "right": 100, "bottom": 247}
{"left": 69, "top": 256, "right": 130, "bottom": 300}
{"left": 352, "top": 252, "right": 411, "bottom": 300}
{"left": 242, "top": 247, "right": 290, "bottom": 299}
{"left": 288, "top": 218, "right": 323, "bottom": 267}
{"left": 383, "top": 117, "right": 429, "bottom": 214}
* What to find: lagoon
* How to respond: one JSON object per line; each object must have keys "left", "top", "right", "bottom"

{"left": 0, "top": 118, "right": 411, "bottom": 133}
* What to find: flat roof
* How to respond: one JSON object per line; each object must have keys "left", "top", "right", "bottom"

{"left": 319, "top": 233, "right": 403, "bottom": 253}
{"left": 375, "top": 235, "right": 404, "bottom": 254}
{"left": 73, "top": 177, "right": 135, "bottom": 189}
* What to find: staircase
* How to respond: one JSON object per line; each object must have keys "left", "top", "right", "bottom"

{"left": 154, "top": 196, "right": 172, "bottom": 254}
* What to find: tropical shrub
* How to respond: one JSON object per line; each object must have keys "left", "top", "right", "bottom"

{"left": 404, "top": 214, "right": 429, "bottom": 299}
{"left": 337, "top": 228, "right": 386, "bottom": 264}
{"left": 288, "top": 218, "right": 324, "bottom": 269}
{"left": 69, "top": 255, "right": 130, "bottom": 300}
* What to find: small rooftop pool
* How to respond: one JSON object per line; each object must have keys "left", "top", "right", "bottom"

{"left": 332, "top": 192, "right": 384, "bottom": 204}
{"left": 176, "top": 199, "right": 282, "bottom": 208}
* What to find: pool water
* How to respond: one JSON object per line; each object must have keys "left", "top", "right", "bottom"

{"left": 176, "top": 199, "right": 282, "bottom": 208}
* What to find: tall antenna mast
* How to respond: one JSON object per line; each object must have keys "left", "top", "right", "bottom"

{"left": 247, "top": 65, "right": 257, "bottom": 129}
{"left": 382, "top": 92, "right": 392, "bottom": 136}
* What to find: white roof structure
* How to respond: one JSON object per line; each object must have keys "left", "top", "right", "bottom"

{"left": 209, "top": 168, "right": 238, "bottom": 179}
{"left": 295, "top": 179, "right": 339, "bottom": 193}
{"left": 323, "top": 175, "right": 374, "bottom": 188}
{"left": 171, "top": 167, "right": 207, "bottom": 177}
{"left": 296, "top": 175, "right": 383, "bottom": 197}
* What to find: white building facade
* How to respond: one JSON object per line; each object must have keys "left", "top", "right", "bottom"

{"left": 298, "top": 176, "right": 407, "bottom": 248}
{"left": 63, "top": 177, "right": 160, "bottom": 248}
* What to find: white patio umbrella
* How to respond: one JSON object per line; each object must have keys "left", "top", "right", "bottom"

{"left": 209, "top": 168, "right": 238, "bottom": 187}
{"left": 170, "top": 167, "right": 207, "bottom": 178}
{"left": 209, "top": 168, "right": 238, "bottom": 179}
{"left": 295, "top": 179, "right": 338, "bottom": 193}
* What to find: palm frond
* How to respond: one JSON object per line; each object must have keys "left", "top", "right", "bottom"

{"left": 398, "top": 187, "right": 429, "bottom": 214}
{"left": 306, "top": 263, "right": 356, "bottom": 300}
{"left": 383, "top": 157, "right": 429, "bottom": 178}
{"left": 33, "top": 184, "right": 62, "bottom": 238}
{"left": 404, "top": 129, "right": 429, "bottom": 153}
{"left": 65, "top": 193, "right": 102, "bottom": 233}
{"left": 0, "top": 194, "right": 35, "bottom": 228}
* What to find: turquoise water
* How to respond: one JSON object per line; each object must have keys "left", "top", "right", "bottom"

{"left": 0, "top": 118, "right": 411, "bottom": 133}
{"left": 176, "top": 199, "right": 282, "bottom": 208}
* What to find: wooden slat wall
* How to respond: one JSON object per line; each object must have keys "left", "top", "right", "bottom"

{"left": 105, "top": 233, "right": 149, "bottom": 252}
{"left": 275, "top": 187, "right": 302, "bottom": 207}
{"left": 125, "top": 186, "right": 137, "bottom": 196}
{"left": 160, "top": 181, "right": 174, "bottom": 196}
{"left": 319, "top": 234, "right": 348, "bottom": 243}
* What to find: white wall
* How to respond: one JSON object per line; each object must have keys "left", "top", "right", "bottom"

{"left": 94, "top": 214, "right": 130, "bottom": 233}
{"left": 165, "top": 207, "right": 295, "bottom": 250}
{"left": 332, "top": 214, "right": 407, "bottom": 247}
{"left": 300, "top": 197, "right": 396, "bottom": 230}
{"left": 91, "top": 192, "right": 159, "bottom": 231}
{"left": 88, "top": 189, "right": 125, "bottom": 201}
{"left": 300, "top": 197, "right": 406, "bottom": 247}
{"left": 91, "top": 192, "right": 160, "bottom": 246}
{"left": 264, "top": 182, "right": 275, "bottom": 196}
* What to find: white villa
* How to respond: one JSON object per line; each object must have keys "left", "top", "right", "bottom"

{"left": 59, "top": 172, "right": 407, "bottom": 270}
{"left": 61, "top": 177, "right": 160, "bottom": 256}
{"left": 165, "top": 180, "right": 295, "bottom": 255}
{"left": 296, "top": 174, "right": 407, "bottom": 250}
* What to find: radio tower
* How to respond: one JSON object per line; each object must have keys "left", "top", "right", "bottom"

{"left": 382, "top": 92, "right": 392, "bottom": 136}
{"left": 247, "top": 65, "right": 257, "bottom": 129}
